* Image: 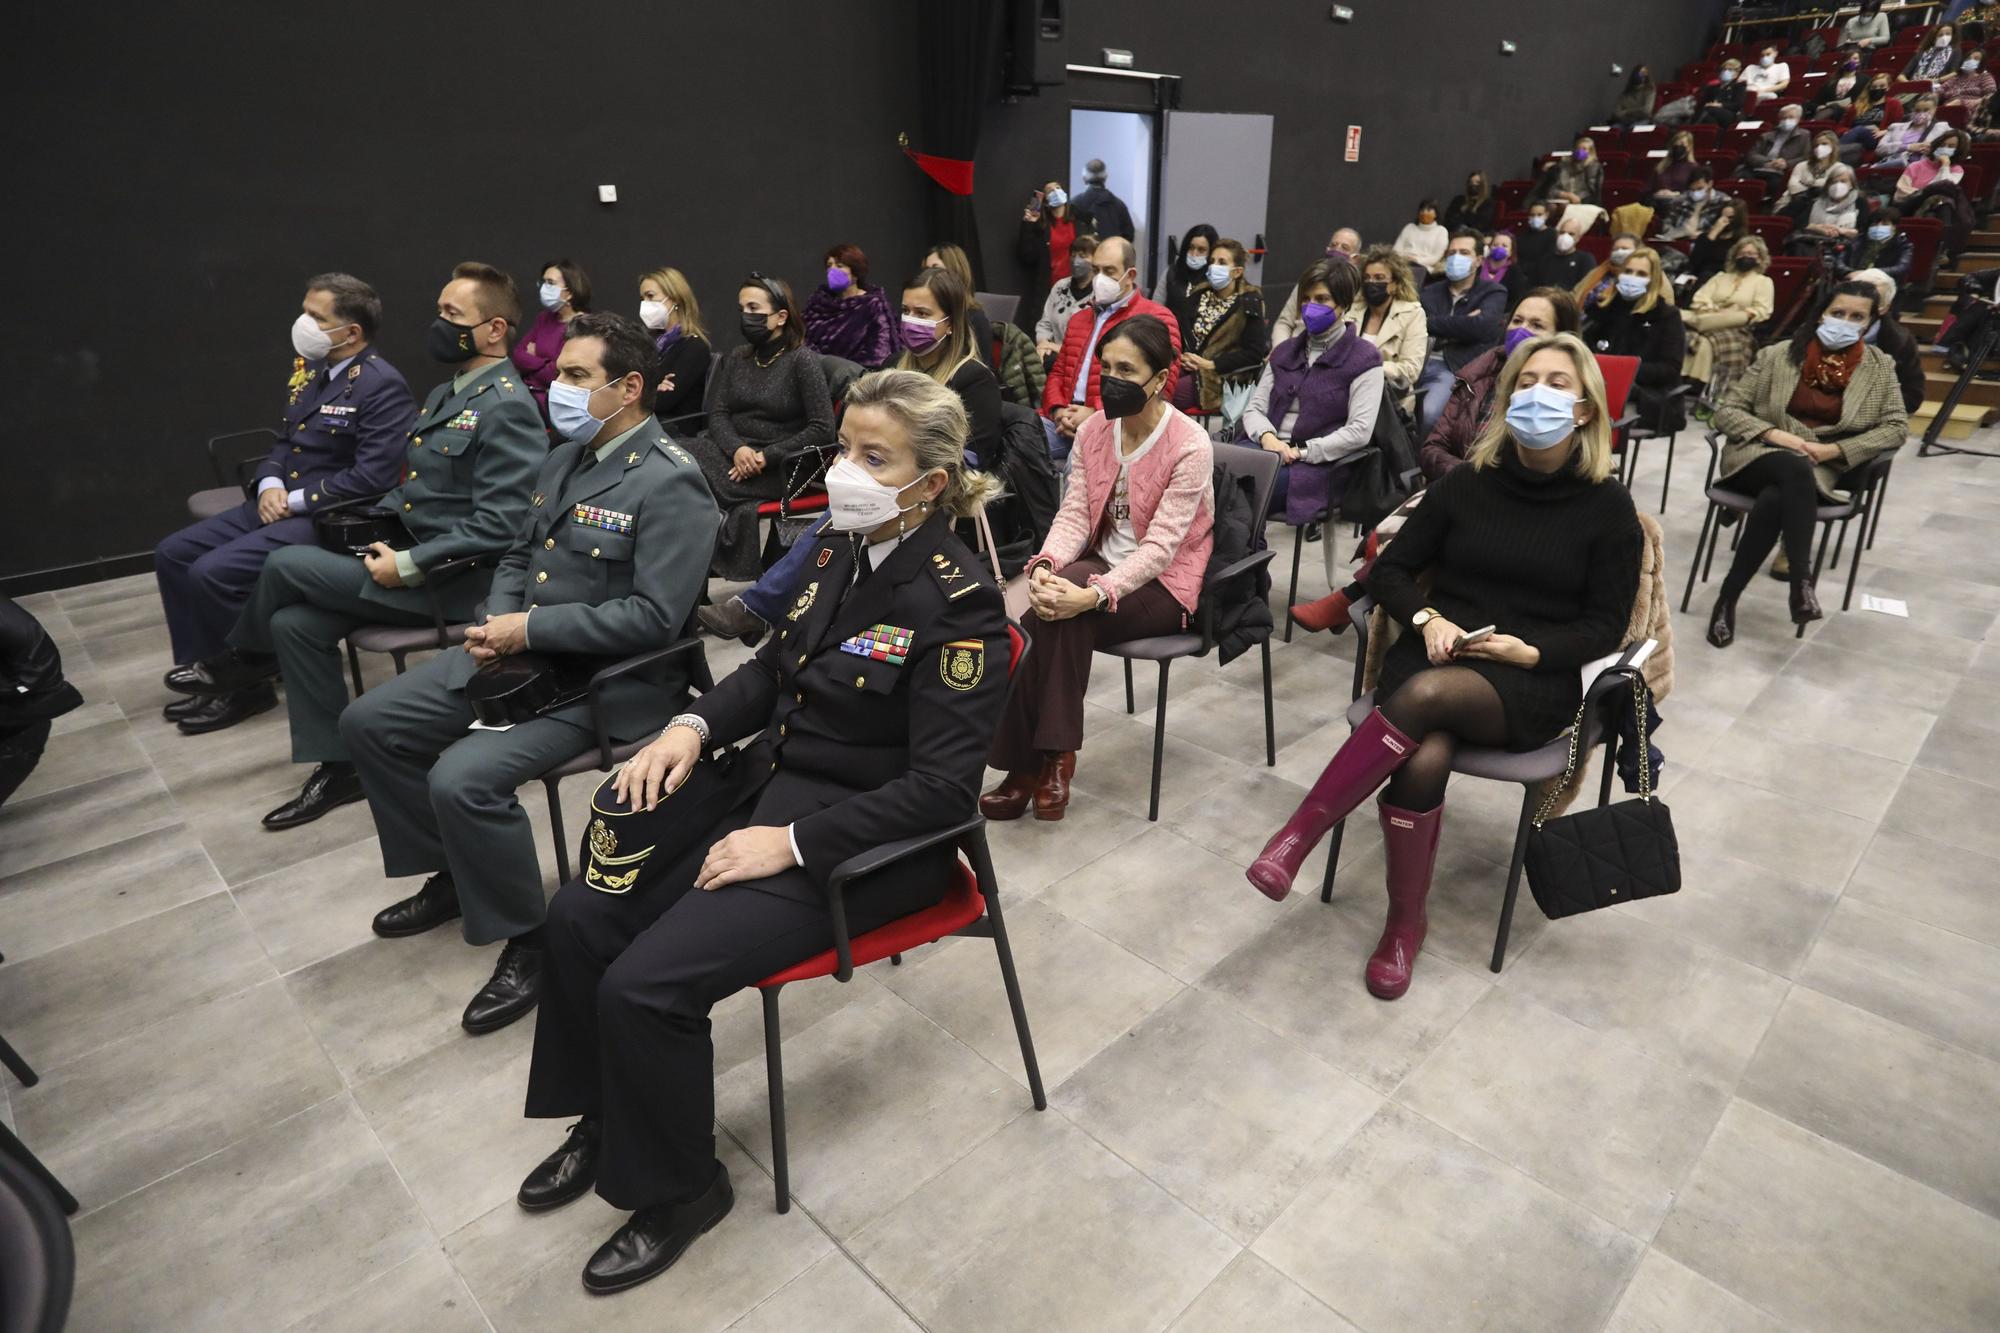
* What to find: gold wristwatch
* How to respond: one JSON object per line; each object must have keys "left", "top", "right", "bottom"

{"left": 1411, "top": 607, "right": 1441, "bottom": 628}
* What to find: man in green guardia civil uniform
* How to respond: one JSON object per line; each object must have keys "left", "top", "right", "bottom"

{"left": 339, "top": 310, "right": 719, "bottom": 1036}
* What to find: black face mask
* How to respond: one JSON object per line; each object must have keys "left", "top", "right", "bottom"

{"left": 740, "top": 313, "right": 774, "bottom": 347}
{"left": 427, "top": 317, "right": 483, "bottom": 363}
{"left": 1363, "top": 281, "right": 1390, "bottom": 307}
{"left": 1734, "top": 255, "right": 1760, "bottom": 272}
{"left": 1670, "top": 145, "right": 1688, "bottom": 160}
{"left": 1100, "top": 373, "right": 1151, "bottom": 420}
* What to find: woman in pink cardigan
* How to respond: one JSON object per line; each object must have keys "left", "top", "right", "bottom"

{"left": 982, "top": 315, "right": 1215, "bottom": 821}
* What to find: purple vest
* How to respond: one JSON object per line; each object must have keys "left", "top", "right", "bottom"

{"left": 1263, "top": 325, "right": 1383, "bottom": 523}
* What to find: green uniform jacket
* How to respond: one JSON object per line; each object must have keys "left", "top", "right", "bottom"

{"left": 449, "top": 420, "right": 720, "bottom": 740}
{"left": 1711, "top": 341, "right": 1908, "bottom": 503}
{"left": 375, "top": 359, "right": 544, "bottom": 613}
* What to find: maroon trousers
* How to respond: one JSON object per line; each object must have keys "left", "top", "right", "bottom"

{"left": 989, "top": 557, "right": 1190, "bottom": 772}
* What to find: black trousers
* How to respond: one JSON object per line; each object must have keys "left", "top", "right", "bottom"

{"left": 1721, "top": 451, "right": 1819, "bottom": 594}
{"left": 524, "top": 785, "right": 948, "bottom": 1211}
{"left": 0, "top": 721, "right": 50, "bottom": 809}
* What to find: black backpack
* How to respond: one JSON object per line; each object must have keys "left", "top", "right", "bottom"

{"left": 1199, "top": 459, "right": 1274, "bottom": 664}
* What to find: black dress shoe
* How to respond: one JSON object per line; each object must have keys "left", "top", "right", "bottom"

{"left": 163, "top": 695, "right": 206, "bottom": 722}
{"left": 696, "top": 595, "right": 767, "bottom": 647}
{"left": 371, "top": 874, "right": 461, "bottom": 938}
{"left": 175, "top": 683, "right": 279, "bottom": 735}
{"left": 518, "top": 1118, "right": 601, "bottom": 1213}
{"left": 1706, "top": 593, "right": 1738, "bottom": 649}
{"left": 463, "top": 938, "right": 544, "bottom": 1034}
{"left": 165, "top": 649, "right": 279, "bottom": 697}
{"left": 1790, "top": 577, "right": 1824, "bottom": 625}
{"left": 582, "top": 1163, "right": 734, "bottom": 1295}
{"left": 261, "top": 762, "right": 364, "bottom": 829}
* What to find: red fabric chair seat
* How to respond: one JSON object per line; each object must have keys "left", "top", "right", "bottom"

{"left": 757, "top": 860, "right": 982, "bottom": 987}
{"left": 755, "top": 492, "right": 828, "bottom": 517}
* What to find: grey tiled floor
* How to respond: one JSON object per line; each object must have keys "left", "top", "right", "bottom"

{"left": 5, "top": 437, "right": 2000, "bottom": 1331}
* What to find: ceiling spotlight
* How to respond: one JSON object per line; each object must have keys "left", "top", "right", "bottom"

{"left": 1330, "top": 4, "right": 1355, "bottom": 20}
{"left": 1500, "top": 39, "right": 1517, "bottom": 55}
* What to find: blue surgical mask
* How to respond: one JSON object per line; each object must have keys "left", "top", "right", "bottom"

{"left": 1616, "top": 273, "right": 1650, "bottom": 300}
{"left": 1185, "top": 250, "right": 1207, "bottom": 271}
{"left": 1817, "top": 317, "right": 1863, "bottom": 350}
{"left": 1206, "top": 263, "right": 1232, "bottom": 290}
{"left": 1505, "top": 383, "right": 1580, "bottom": 450}
{"left": 1868, "top": 223, "right": 1893, "bottom": 241}
{"left": 1527, "top": 214, "right": 1547, "bottom": 230}
{"left": 1045, "top": 187, "right": 1068, "bottom": 208}
{"left": 1688, "top": 187, "right": 1710, "bottom": 202}
{"left": 538, "top": 281, "right": 564, "bottom": 312}
{"left": 1719, "top": 68, "right": 1737, "bottom": 83}
{"left": 1443, "top": 253, "right": 1475, "bottom": 282}
{"left": 547, "top": 377, "right": 618, "bottom": 442}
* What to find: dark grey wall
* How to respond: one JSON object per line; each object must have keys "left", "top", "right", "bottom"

{"left": 975, "top": 0, "right": 1721, "bottom": 298}
{"left": 3, "top": 0, "right": 1717, "bottom": 585}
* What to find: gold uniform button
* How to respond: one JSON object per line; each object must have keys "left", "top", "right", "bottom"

{"left": 543, "top": 538, "right": 554, "bottom": 550}
{"left": 854, "top": 675, "right": 866, "bottom": 688}
{"left": 794, "top": 692, "right": 804, "bottom": 703}
{"left": 295, "top": 422, "right": 305, "bottom": 431}
{"left": 778, "top": 723, "right": 787, "bottom": 736}
{"left": 403, "top": 503, "right": 413, "bottom": 512}
{"left": 292, "top": 445, "right": 302, "bottom": 454}
{"left": 412, "top": 436, "right": 423, "bottom": 445}
{"left": 439, "top": 445, "right": 450, "bottom": 454}
{"left": 535, "top": 571, "right": 549, "bottom": 584}
{"left": 591, "top": 547, "right": 600, "bottom": 558}
{"left": 770, "top": 761, "right": 778, "bottom": 772}
{"left": 288, "top": 470, "right": 299, "bottom": 479}
{"left": 797, "top": 654, "right": 807, "bottom": 665}
{"left": 309, "top": 493, "right": 319, "bottom": 502}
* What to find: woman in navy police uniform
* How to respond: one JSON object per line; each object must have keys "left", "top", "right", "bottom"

{"left": 516, "top": 369, "right": 1008, "bottom": 1295}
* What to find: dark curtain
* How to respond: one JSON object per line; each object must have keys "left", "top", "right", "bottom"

{"left": 915, "top": 0, "right": 1002, "bottom": 288}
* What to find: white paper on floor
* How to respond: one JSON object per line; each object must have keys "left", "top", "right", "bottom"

{"left": 1858, "top": 594, "right": 1910, "bottom": 617}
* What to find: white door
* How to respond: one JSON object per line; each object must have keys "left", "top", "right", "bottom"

{"left": 1159, "top": 111, "right": 1275, "bottom": 285}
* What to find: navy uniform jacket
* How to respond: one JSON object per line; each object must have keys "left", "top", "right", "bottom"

{"left": 678, "top": 511, "right": 1009, "bottom": 903}
{"left": 444, "top": 421, "right": 720, "bottom": 740}
{"left": 255, "top": 352, "right": 416, "bottom": 511}
{"left": 373, "top": 359, "right": 545, "bottom": 613}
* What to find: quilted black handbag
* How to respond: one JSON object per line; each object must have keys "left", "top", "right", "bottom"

{"left": 1524, "top": 672, "right": 1680, "bottom": 919}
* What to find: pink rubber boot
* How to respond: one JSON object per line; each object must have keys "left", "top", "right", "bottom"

{"left": 1365, "top": 799, "right": 1445, "bottom": 1000}
{"left": 1246, "top": 709, "right": 1417, "bottom": 901}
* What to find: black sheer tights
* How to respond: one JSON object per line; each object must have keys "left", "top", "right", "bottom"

{"left": 1376, "top": 666, "right": 1509, "bottom": 812}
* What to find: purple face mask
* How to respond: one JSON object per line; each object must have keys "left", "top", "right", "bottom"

{"left": 900, "top": 315, "right": 942, "bottom": 353}
{"left": 1301, "top": 301, "right": 1339, "bottom": 336}
{"left": 1574, "top": 147, "right": 1590, "bottom": 161}
{"left": 826, "top": 265, "right": 852, "bottom": 292}
{"left": 1489, "top": 246, "right": 1510, "bottom": 264}
{"left": 1504, "top": 324, "right": 1537, "bottom": 358}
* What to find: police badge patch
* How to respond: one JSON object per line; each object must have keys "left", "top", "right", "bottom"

{"left": 786, "top": 580, "right": 819, "bottom": 622}
{"left": 584, "top": 817, "right": 654, "bottom": 894}
{"left": 940, "top": 639, "right": 984, "bottom": 691}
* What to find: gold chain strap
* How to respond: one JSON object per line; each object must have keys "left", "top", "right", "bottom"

{"left": 1531, "top": 670, "right": 1654, "bottom": 830}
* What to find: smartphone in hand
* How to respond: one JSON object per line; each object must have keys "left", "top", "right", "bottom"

{"left": 1454, "top": 624, "right": 1497, "bottom": 651}
{"left": 1026, "top": 189, "right": 1045, "bottom": 215}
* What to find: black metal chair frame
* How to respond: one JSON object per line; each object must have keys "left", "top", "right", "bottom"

{"left": 0, "top": 959, "right": 77, "bottom": 1218}
{"left": 539, "top": 636, "right": 714, "bottom": 884}
{"left": 186, "top": 427, "right": 279, "bottom": 517}
{"left": 0, "top": 1146, "right": 74, "bottom": 1333}
{"left": 757, "top": 623, "right": 1044, "bottom": 1212}
{"left": 1617, "top": 385, "right": 1696, "bottom": 514}
{"left": 758, "top": 815, "right": 1045, "bottom": 1213}
{"left": 338, "top": 549, "right": 487, "bottom": 696}
{"left": 1318, "top": 596, "right": 1640, "bottom": 973}
{"left": 1105, "top": 445, "right": 1281, "bottom": 821}
{"left": 1679, "top": 430, "right": 1897, "bottom": 638}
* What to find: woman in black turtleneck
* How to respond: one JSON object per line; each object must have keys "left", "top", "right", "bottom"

{"left": 1156, "top": 222, "right": 1220, "bottom": 344}
{"left": 1244, "top": 332, "right": 1641, "bottom": 1004}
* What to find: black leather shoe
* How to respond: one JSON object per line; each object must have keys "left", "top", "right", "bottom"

{"left": 1790, "top": 577, "right": 1824, "bottom": 625}
{"left": 1706, "top": 593, "right": 1738, "bottom": 649}
{"left": 518, "top": 1118, "right": 601, "bottom": 1213}
{"left": 371, "top": 874, "right": 461, "bottom": 938}
{"left": 175, "top": 683, "right": 279, "bottom": 735}
{"left": 165, "top": 649, "right": 279, "bottom": 697}
{"left": 261, "top": 762, "right": 364, "bottom": 829}
{"left": 463, "top": 938, "right": 544, "bottom": 1034}
{"left": 163, "top": 694, "right": 207, "bottom": 722}
{"left": 696, "top": 595, "right": 767, "bottom": 647}
{"left": 581, "top": 1163, "right": 734, "bottom": 1295}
